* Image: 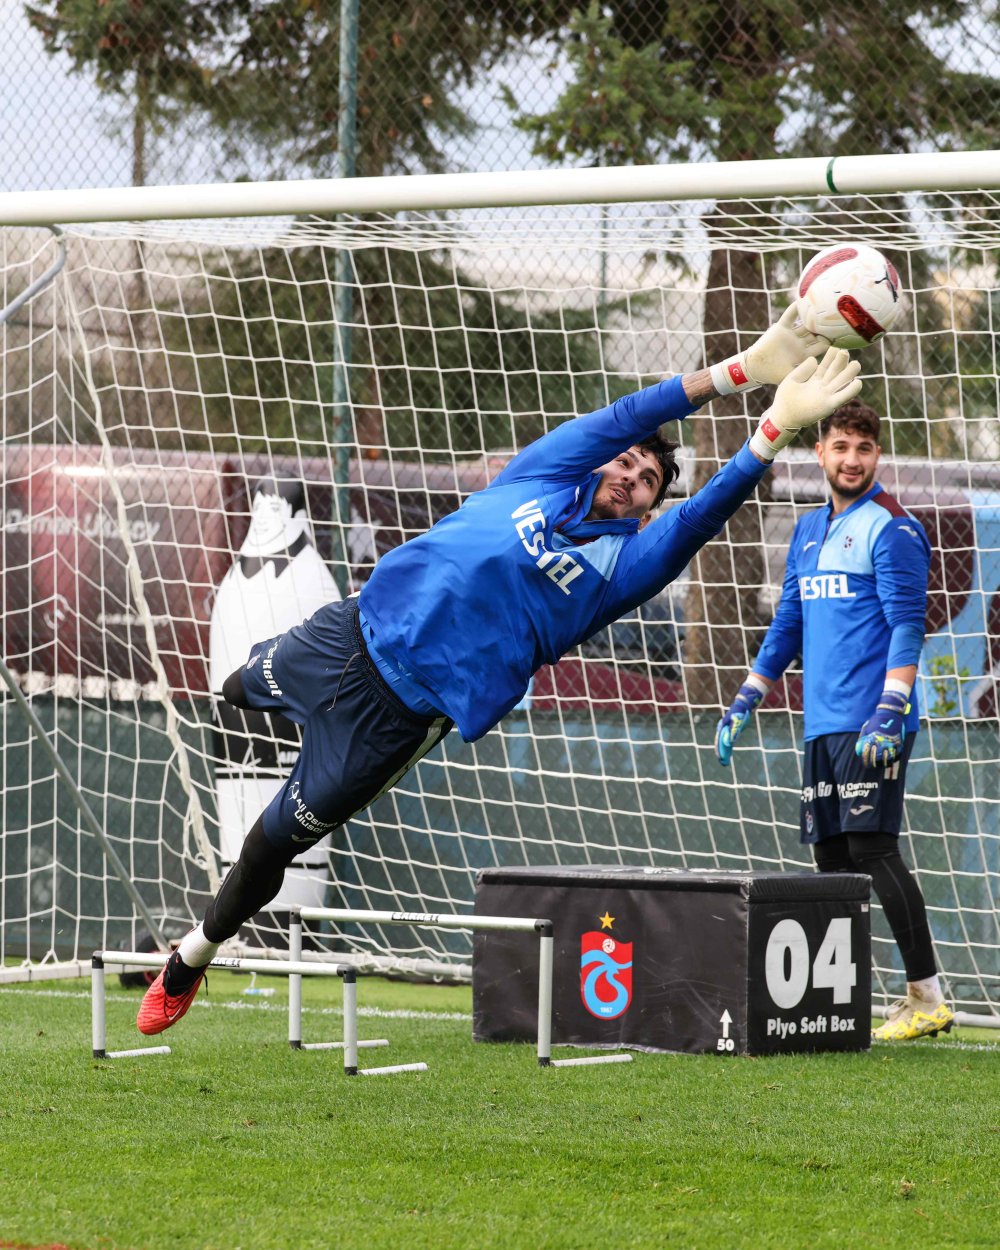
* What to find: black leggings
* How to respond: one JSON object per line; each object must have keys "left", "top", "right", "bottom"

{"left": 813, "top": 832, "right": 937, "bottom": 982}
{"left": 203, "top": 814, "right": 296, "bottom": 942}
{"left": 203, "top": 668, "right": 301, "bottom": 942}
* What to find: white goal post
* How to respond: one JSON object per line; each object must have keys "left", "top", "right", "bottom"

{"left": 1, "top": 151, "right": 998, "bottom": 1025}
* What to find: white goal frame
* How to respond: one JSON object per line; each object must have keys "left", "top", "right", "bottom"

{"left": 2, "top": 149, "right": 999, "bottom": 1027}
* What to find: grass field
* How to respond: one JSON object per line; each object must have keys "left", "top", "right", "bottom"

{"left": 1, "top": 971, "right": 998, "bottom": 1250}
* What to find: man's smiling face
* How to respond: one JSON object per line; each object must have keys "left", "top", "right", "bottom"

{"left": 817, "top": 427, "right": 881, "bottom": 511}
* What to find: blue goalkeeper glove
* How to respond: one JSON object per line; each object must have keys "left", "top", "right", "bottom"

{"left": 715, "top": 681, "right": 766, "bottom": 767}
{"left": 855, "top": 689, "right": 910, "bottom": 768}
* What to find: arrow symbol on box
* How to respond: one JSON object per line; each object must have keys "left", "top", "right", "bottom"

{"left": 720, "top": 1010, "right": 732, "bottom": 1039}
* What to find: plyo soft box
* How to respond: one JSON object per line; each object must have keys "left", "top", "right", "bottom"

{"left": 473, "top": 866, "right": 871, "bottom": 1056}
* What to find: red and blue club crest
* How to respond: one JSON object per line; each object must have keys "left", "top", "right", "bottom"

{"left": 580, "top": 930, "right": 633, "bottom": 1019}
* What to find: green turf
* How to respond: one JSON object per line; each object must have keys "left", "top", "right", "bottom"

{"left": 0, "top": 973, "right": 998, "bottom": 1250}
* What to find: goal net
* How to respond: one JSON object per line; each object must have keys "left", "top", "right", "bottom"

{"left": 1, "top": 167, "right": 998, "bottom": 1016}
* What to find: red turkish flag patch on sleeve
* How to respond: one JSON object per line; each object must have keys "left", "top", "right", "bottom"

{"left": 761, "top": 417, "right": 781, "bottom": 442}
{"left": 727, "top": 360, "right": 749, "bottom": 388}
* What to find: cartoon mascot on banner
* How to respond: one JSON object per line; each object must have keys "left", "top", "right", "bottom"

{"left": 209, "top": 478, "right": 341, "bottom": 942}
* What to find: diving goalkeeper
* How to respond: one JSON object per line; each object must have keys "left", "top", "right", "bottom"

{"left": 139, "top": 311, "right": 861, "bottom": 1036}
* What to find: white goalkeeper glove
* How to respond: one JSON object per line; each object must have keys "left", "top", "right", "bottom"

{"left": 709, "top": 305, "right": 827, "bottom": 396}
{"left": 749, "top": 347, "right": 863, "bottom": 461}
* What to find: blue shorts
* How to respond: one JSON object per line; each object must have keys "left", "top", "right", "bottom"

{"left": 240, "top": 597, "right": 451, "bottom": 851}
{"left": 800, "top": 730, "right": 914, "bottom": 844}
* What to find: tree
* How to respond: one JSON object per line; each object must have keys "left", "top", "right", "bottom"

{"left": 508, "top": 0, "right": 1000, "bottom": 707}
{"left": 25, "top": 0, "right": 600, "bottom": 183}
{"left": 26, "top": 0, "right": 235, "bottom": 186}
{"left": 151, "top": 0, "right": 582, "bottom": 180}
{"left": 26, "top": 1, "right": 243, "bottom": 420}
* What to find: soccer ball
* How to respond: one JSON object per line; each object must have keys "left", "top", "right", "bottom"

{"left": 795, "top": 242, "right": 902, "bottom": 349}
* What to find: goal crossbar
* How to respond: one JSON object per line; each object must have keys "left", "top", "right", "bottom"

{"left": 1, "top": 150, "right": 999, "bottom": 226}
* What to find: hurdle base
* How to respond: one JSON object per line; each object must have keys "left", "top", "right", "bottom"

{"left": 293, "top": 908, "right": 561, "bottom": 1076}
{"left": 290, "top": 1039, "right": 389, "bottom": 1052}
{"left": 94, "top": 1045, "right": 172, "bottom": 1060}
{"left": 548, "top": 1053, "right": 633, "bottom": 1068}
{"left": 354, "top": 1061, "right": 429, "bottom": 1077}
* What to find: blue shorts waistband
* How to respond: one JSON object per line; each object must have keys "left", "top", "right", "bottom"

{"left": 355, "top": 603, "right": 443, "bottom": 720}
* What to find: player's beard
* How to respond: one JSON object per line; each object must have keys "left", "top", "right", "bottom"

{"left": 826, "top": 463, "right": 876, "bottom": 501}
{"left": 586, "top": 483, "right": 630, "bottom": 521}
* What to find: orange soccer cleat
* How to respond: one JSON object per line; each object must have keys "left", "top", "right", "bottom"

{"left": 136, "top": 951, "right": 207, "bottom": 1036}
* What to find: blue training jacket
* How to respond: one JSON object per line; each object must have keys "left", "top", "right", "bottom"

{"left": 752, "top": 483, "right": 930, "bottom": 740}
{"left": 359, "top": 375, "right": 770, "bottom": 741}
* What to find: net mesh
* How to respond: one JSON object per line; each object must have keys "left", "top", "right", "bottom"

{"left": 1, "top": 188, "right": 997, "bottom": 1011}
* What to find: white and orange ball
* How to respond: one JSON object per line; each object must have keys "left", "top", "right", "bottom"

{"left": 795, "top": 242, "right": 903, "bottom": 349}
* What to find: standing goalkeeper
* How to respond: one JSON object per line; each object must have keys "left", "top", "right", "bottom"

{"left": 716, "top": 398, "right": 952, "bottom": 1042}
{"left": 138, "top": 312, "right": 861, "bottom": 1037}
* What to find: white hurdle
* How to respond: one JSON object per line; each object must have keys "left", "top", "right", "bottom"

{"left": 92, "top": 953, "right": 171, "bottom": 1059}
{"left": 90, "top": 949, "right": 388, "bottom": 1062}
{"left": 292, "top": 907, "right": 633, "bottom": 1073}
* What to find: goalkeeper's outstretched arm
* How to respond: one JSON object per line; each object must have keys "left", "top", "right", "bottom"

{"left": 685, "top": 332, "right": 863, "bottom": 470}
{"left": 746, "top": 348, "right": 862, "bottom": 463}
{"left": 502, "top": 307, "right": 852, "bottom": 487}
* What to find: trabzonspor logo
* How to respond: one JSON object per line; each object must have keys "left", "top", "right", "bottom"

{"left": 580, "top": 931, "right": 633, "bottom": 1019}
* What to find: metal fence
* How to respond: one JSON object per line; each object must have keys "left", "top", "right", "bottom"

{"left": 4, "top": 2, "right": 998, "bottom": 192}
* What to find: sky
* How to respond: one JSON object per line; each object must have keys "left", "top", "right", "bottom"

{"left": 2, "top": 2, "right": 138, "bottom": 191}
